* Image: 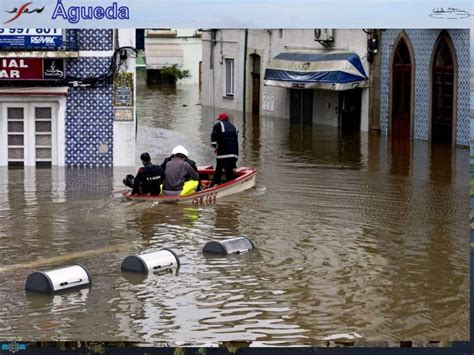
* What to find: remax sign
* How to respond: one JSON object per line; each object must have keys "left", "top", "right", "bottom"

{"left": 52, "top": 0, "right": 130, "bottom": 23}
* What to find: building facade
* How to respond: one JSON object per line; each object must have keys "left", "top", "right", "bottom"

{"left": 0, "top": 29, "right": 136, "bottom": 167}
{"left": 145, "top": 29, "right": 202, "bottom": 85}
{"left": 201, "top": 29, "right": 371, "bottom": 131}
{"left": 378, "top": 29, "right": 470, "bottom": 146}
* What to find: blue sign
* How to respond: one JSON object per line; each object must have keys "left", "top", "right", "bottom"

{"left": 0, "top": 28, "right": 63, "bottom": 49}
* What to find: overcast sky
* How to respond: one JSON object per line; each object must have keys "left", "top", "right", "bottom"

{"left": 0, "top": 0, "right": 472, "bottom": 29}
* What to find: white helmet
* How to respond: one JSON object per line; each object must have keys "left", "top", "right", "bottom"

{"left": 172, "top": 145, "right": 189, "bottom": 157}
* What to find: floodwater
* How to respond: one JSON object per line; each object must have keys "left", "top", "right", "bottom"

{"left": 0, "top": 82, "right": 469, "bottom": 346}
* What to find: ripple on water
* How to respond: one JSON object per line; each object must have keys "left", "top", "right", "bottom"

{"left": 0, "top": 84, "right": 468, "bottom": 343}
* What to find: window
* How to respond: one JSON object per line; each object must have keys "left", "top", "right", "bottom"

{"left": 7, "top": 107, "right": 25, "bottom": 167}
{"left": 224, "top": 58, "right": 234, "bottom": 97}
{"left": 35, "top": 107, "right": 53, "bottom": 165}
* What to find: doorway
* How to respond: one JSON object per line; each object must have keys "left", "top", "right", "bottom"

{"left": 431, "top": 33, "right": 455, "bottom": 144}
{"left": 250, "top": 54, "right": 261, "bottom": 115}
{"left": 290, "top": 89, "right": 313, "bottom": 125}
{"left": 391, "top": 37, "right": 412, "bottom": 140}
{"left": 339, "top": 89, "right": 362, "bottom": 132}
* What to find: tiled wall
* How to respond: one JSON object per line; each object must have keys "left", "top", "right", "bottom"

{"left": 65, "top": 29, "right": 114, "bottom": 51}
{"left": 379, "top": 29, "right": 470, "bottom": 146}
{"left": 64, "top": 30, "right": 114, "bottom": 167}
{"left": 77, "top": 29, "right": 114, "bottom": 51}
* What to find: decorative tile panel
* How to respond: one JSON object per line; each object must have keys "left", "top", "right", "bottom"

{"left": 65, "top": 57, "right": 113, "bottom": 167}
{"left": 65, "top": 85, "right": 113, "bottom": 167}
{"left": 448, "top": 29, "right": 470, "bottom": 146}
{"left": 379, "top": 29, "right": 470, "bottom": 146}
{"left": 66, "top": 57, "right": 113, "bottom": 78}
{"left": 66, "top": 29, "right": 114, "bottom": 51}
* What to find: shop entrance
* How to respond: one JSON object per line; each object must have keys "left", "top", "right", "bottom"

{"left": 0, "top": 102, "right": 57, "bottom": 167}
{"left": 339, "top": 89, "right": 362, "bottom": 132}
{"left": 290, "top": 89, "right": 313, "bottom": 125}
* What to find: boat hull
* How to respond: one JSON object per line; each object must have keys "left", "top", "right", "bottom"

{"left": 122, "top": 167, "right": 256, "bottom": 204}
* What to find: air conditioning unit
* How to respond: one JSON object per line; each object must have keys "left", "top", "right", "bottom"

{"left": 314, "top": 29, "right": 334, "bottom": 42}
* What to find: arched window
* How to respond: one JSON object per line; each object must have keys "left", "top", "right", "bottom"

{"left": 394, "top": 39, "right": 411, "bottom": 65}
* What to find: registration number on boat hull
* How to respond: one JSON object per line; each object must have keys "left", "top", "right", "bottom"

{"left": 192, "top": 192, "right": 217, "bottom": 205}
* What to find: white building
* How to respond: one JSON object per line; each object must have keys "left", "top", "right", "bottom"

{"left": 201, "top": 29, "right": 371, "bottom": 131}
{"left": 0, "top": 29, "right": 136, "bottom": 167}
{"left": 145, "top": 29, "right": 202, "bottom": 85}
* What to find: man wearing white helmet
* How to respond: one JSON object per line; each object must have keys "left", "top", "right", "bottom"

{"left": 160, "top": 146, "right": 198, "bottom": 173}
{"left": 162, "top": 145, "right": 199, "bottom": 196}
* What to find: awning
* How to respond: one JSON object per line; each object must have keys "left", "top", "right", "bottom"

{"left": 264, "top": 51, "right": 368, "bottom": 91}
{"left": 145, "top": 43, "right": 183, "bottom": 69}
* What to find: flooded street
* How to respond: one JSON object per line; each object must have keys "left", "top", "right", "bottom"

{"left": 0, "top": 81, "right": 469, "bottom": 345}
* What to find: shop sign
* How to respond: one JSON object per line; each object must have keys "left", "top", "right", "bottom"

{"left": 0, "top": 29, "right": 63, "bottom": 49}
{"left": 0, "top": 58, "right": 65, "bottom": 80}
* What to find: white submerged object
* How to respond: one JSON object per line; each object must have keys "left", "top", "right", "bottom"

{"left": 121, "top": 249, "right": 180, "bottom": 274}
{"left": 25, "top": 264, "right": 92, "bottom": 294}
{"left": 203, "top": 236, "right": 255, "bottom": 255}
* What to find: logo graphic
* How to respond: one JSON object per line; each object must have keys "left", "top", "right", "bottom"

{"left": 45, "top": 61, "right": 63, "bottom": 77}
{"left": 0, "top": 341, "right": 28, "bottom": 353}
{"left": 4, "top": 2, "right": 45, "bottom": 24}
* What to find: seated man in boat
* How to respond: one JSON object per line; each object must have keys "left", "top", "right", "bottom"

{"left": 123, "top": 152, "right": 163, "bottom": 195}
{"left": 160, "top": 147, "right": 198, "bottom": 172}
{"left": 211, "top": 112, "right": 239, "bottom": 186}
{"left": 162, "top": 145, "right": 200, "bottom": 196}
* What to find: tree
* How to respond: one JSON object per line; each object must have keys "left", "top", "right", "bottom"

{"left": 159, "top": 64, "right": 191, "bottom": 84}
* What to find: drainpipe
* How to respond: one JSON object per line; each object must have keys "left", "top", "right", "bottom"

{"left": 368, "top": 29, "right": 381, "bottom": 132}
{"left": 210, "top": 29, "right": 217, "bottom": 115}
{"left": 242, "top": 29, "right": 248, "bottom": 122}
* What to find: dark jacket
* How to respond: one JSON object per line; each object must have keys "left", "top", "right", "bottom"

{"left": 211, "top": 120, "right": 238, "bottom": 159}
{"left": 163, "top": 157, "right": 199, "bottom": 192}
{"left": 132, "top": 162, "right": 163, "bottom": 195}
{"left": 161, "top": 155, "right": 198, "bottom": 172}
